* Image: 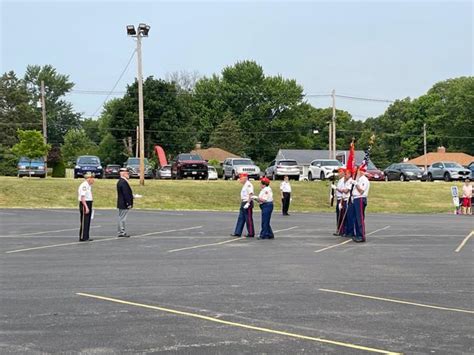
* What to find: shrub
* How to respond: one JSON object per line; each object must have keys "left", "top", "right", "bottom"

{"left": 51, "top": 160, "right": 66, "bottom": 178}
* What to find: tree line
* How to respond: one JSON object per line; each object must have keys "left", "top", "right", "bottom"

{"left": 1, "top": 61, "right": 472, "bottom": 175}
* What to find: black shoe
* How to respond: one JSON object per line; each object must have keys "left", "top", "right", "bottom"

{"left": 230, "top": 234, "right": 241, "bottom": 237}
{"left": 118, "top": 234, "right": 130, "bottom": 238}
{"left": 333, "top": 232, "right": 340, "bottom": 236}
{"left": 352, "top": 238, "right": 364, "bottom": 243}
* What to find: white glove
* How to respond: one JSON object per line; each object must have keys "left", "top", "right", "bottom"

{"left": 243, "top": 202, "right": 250, "bottom": 209}
{"left": 133, "top": 194, "right": 143, "bottom": 198}
{"left": 331, "top": 184, "right": 337, "bottom": 190}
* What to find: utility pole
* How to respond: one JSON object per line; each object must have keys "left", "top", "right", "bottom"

{"left": 423, "top": 123, "right": 427, "bottom": 172}
{"left": 331, "top": 89, "right": 336, "bottom": 159}
{"left": 136, "top": 34, "right": 145, "bottom": 186}
{"left": 328, "top": 122, "right": 332, "bottom": 159}
{"left": 40, "top": 80, "right": 48, "bottom": 171}
{"left": 127, "top": 23, "right": 150, "bottom": 186}
{"left": 136, "top": 126, "right": 139, "bottom": 157}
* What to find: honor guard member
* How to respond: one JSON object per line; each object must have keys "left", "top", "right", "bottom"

{"left": 332, "top": 168, "right": 345, "bottom": 235}
{"left": 351, "top": 165, "right": 370, "bottom": 242}
{"left": 231, "top": 173, "right": 255, "bottom": 238}
{"left": 78, "top": 172, "right": 95, "bottom": 242}
{"left": 117, "top": 168, "right": 133, "bottom": 237}
{"left": 280, "top": 175, "right": 292, "bottom": 216}
{"left": 257, "top": 177, "right": 274, "bottom": 239}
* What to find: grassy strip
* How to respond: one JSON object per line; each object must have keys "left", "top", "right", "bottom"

{"left": 0, "top": 177, "right": 462, "bottom": 213}
{"left": 0, "top": 176, "right": 462, "bottom": 214}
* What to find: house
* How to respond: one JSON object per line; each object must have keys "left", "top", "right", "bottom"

{"left": 274, "top": 149, "right": 376, "bottom": 178}
{"left": 407, "top": 147, "right": 473, "bottom": 168}
{"left": 191, "top": 145, "right": 241, "bottom": 163}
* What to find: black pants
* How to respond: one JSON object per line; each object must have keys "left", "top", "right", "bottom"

{"left": 79, "top": 201, "right": 93, "bottom": 241}
{"left": 282, "top": 192, "right": 291, "bottom": 215}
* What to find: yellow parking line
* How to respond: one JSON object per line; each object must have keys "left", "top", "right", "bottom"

{"left": 167, "top": 238, "right": 243, "bottom": 253}
{"left": 319, "top": 289, "right": 474, "bottom": 314}
{"left": 76, "top": 292, "right": 400, "bottom": 354}
{"left": 455, "top": 231, "right": 473, "bottom": 253}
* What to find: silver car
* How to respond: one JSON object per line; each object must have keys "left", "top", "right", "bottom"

{"left": 157, "top": 165, "right": 172, "bottom": 179}
{"left": 426, "top": 161, "right": 471, "bottom": 182}
{"left": 308, "top": 159, "right": 342, "bottom": 181}
{"left": 265, "top": 159, "right": 301, "bottom": 180}
{"left": 223, "top": 158, "right": 261, "bottom": 180}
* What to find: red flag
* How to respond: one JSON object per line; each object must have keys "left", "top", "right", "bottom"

{"left": 346, "top": 140, "right": 355, "bottom": 175}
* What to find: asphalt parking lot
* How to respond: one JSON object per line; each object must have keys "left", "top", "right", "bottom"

{"left": 1, "top": 209, "right": 473, "bottom": 354}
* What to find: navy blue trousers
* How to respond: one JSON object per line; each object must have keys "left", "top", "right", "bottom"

{"left": 259, "top": 202, "right": 274, "bottom": 239}
{"left": 234, "top": 201, "right": 255, "bottom": 237}
{"left": 353, "top": 197, "right": 367, "bottom": 241}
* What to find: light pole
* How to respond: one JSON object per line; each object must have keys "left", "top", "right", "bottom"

{"left": 127, "top": 23, "right": 150, "bottom": 186}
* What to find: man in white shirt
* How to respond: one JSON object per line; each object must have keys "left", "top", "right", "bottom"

{"left": 280, "top": 175, "right": 292, "bottom": 216}
{"left": 258, "top": 177, "right": 274, "bottom": 239}
{"left": 350, "top": 166, "right": 370, "bottom": 242}
{"left": 462, "top": 178, "right": 472, "bottom": 215}
{"left": 78, "top": 172, "right": 95, "bottom": 242}
{"left": 231, "top": 173, "right": 255, "bottom": 238}
{"left": 334, "top": 169, "right": 352, "bottom": 236}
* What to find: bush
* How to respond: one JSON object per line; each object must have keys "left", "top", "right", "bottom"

{"left": 208, "top": 159, "right": 224, "bottom": 178}
{"left": 51, "top": 160, "right": 66, "bottom": 178}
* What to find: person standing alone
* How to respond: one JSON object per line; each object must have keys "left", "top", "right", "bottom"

{"left": 117, "top": 168, "right": 133, "bottom": 237}
{"left": 78, "top": 172, "right": 95, "bottom": 242}
{"left": 280, "top": 175, "right": 292, "bottom": 216}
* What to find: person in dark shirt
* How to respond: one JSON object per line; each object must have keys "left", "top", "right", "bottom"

{"left": 117, "top": 168, "right": 134, "bottom": 237}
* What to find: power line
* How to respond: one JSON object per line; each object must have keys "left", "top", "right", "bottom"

{"left": 88, "top": 49, "right": 137, "bottom": 118}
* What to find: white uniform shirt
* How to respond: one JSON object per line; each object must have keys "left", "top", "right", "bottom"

{"left": 240, "top": 181, "right": 254, "bottom": 202}
{"left": 259, "top": 186, "right": 273, "bottom": 202}
{"left": 336, "top": 178, "right": 345, "bottom": 199}
{"left": 280, "top": 181, "right": 292, "bottom": 193}
{"left": 462, "top": 184, "right": 472, "bottom": 198}
{"left": 353, "top": 175, "right": 369, "bottom": 199}
{"left": 78, "top": 181, "right": 93, "bottom": 201}
{"left": 342, "top": 178, "right": 353, "bottom": 200}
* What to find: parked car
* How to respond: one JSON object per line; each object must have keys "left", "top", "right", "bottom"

{"left": 157, "top": 165, "right": 172, "bottom": 179}
{"left": 265, "top": 159, "right": 301, "bottom": 180}
{"left": 124, "top": 157, "right": 154, "bottom": 179}
{"left": 208, "top": 166, "right": 218, "bottom": 180}
{"left": 308, "top": 159, "right": 342, "bottom": 181}
{"left": 426, "top": 161, "right": 471, "bottom": 182}
{"left": 171, "top": 153, "right": 208, "bottom": 180}
{"left": 17, "top": 157, "right": 46, "bottom": 178}
{"left": 223, "top": 158, "right": 260, "bottom": 180}
{"left": 365, "top": 164, "right": 385, "bottom": 181}
{"left": 384, "top": 163, "right": 423, "bottom": 181}
{"left": 74, "top": 155, "right": 103, "bottom": 179}
{"left": 467, "top": 162, "right": 474, "bottom": 179}
{"left": 104, "top": 164, "right": 121, "bottom": 179}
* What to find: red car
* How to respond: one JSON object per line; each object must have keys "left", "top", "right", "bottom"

{"left": 366, "top": 167, "right": 385, "bottom": 181}
{"left": 171, "top": 153, "right": 208, "bottom": 180}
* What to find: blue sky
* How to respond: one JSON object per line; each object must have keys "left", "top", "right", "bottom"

{"left": 1, "top": 0, "right": 472, "bottom": 120}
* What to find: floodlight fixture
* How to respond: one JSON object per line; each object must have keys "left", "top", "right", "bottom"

{"left": 126, "top": 25, "right": 136, "bottom": 36}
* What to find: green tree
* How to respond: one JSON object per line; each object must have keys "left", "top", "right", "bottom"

{"left": 98, "top": 133, "right": 126, "bottom": 166}
{"left": 61, "top": 129, "right": 98, "bottom": 167}
{"left": 23, "top": 65, "right": 81, "bottom": 144}
{"left": 11, "top": 130, "right": 51, "bottom": 159}
{"left": 81, "top": 118, "right": 102, "bottom": 145}
{"left": 209, "top": 114, "right": 246, "bottom": 155}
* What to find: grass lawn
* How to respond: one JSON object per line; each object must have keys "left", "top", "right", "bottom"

{"left": 0, "top": 176, "right": 463, "bottom": 214}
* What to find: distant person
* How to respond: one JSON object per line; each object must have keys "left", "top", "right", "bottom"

{"left": 231, "top": 173, "right": 255, "bottom": 238}
{"left": 332, "top": 168, "right": 345, "bottom": 235}
{"left": 78, "top": 172, "right": 95, "bottom": 242}
{"left": 350, "top": 165, "right": 370, "bottom": 242}
{"left": 280, "top": 175, "right": 292, "bottom": 216}
{"left": 462, "top": 178, "right": 472, "bottom": 215}
{"left": 117, "top": 168, "right": 134, "bottom": 237}
{"left": 334, "top": 168, "right": 352, "bottom": 236}
{"left": 257, "top": 177, "right": 274, "bottom": 239}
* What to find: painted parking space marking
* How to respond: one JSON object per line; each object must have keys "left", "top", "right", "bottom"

{"left": 273, "top": 226, "right": 299, "bottom": 233}
{"left": 5, "top": 226, "right": 101, "bottom": 237}
{"left": 167, "top": 238, "right": 244, "bottom": 253}
{"left": 5, "top": 226, "right": 202, "bottom": 254}
{"left": 319, "top": 289, "right": 474, "bottom": 314}
{"left": 76, "top": 292, "right": 400, "bottom": 354}
{"left": 314, "top": 226, "right": 390, "bottom": 253}
{"left": 455, "top": 231, "right": 473, "bottom": 253}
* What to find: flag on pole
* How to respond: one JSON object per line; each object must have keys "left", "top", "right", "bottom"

{"left": 346, "top": 140, "right": 355, "bottom": 175}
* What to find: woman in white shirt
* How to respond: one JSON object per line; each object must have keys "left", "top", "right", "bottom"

{"left": 257, "top": 177, "right": 274, "bottom": 239}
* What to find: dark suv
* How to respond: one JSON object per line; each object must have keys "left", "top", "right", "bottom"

{"left": 171, "top": 153, "right": 208, "bottom": 179}
{"left": 74, "top": 155, "right": 103, "bottom": 178}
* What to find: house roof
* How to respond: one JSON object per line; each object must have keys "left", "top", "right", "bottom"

{"left": 191, "top": 147, "right": 241, "bottom": 162}
{"left": 276, "top": 149, "right": 375, "bottom": 167}
{"left": 407, "top": 152, "right": 474, "bottom": 166}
